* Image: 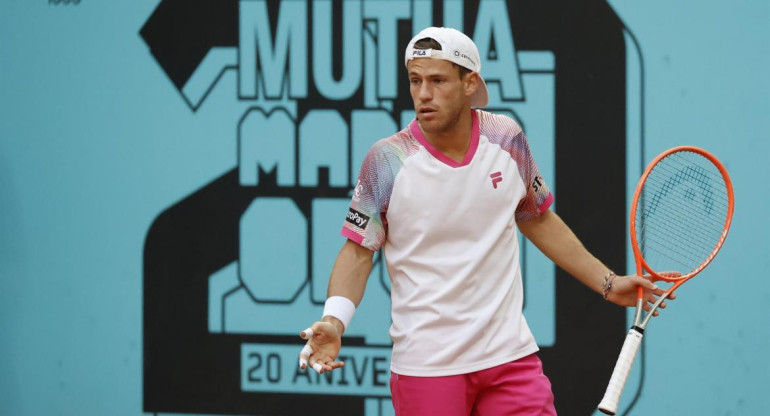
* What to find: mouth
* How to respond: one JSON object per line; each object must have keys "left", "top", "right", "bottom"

{"left": 418, "top": 107, "right": 437, "bottom": 115}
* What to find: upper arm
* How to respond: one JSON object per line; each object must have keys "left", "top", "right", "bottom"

{"left": 517, "top": 209, "right": 555, "bottom": 245}
{"left": 516, "top": 209, "right": 586, "bottom": 269}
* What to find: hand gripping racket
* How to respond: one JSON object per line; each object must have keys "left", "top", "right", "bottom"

{"left": 598, "top": 146, "right": 734, "bottom": 415}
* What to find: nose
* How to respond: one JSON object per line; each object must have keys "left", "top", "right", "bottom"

{"left": 417, "top": 82, "right": 432, "bottom": 102}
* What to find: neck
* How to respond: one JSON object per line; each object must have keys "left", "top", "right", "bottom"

{"left": 420, "top": 109, "right": 474, "bottom": 162}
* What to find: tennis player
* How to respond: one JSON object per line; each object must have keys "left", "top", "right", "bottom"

{"left": 298, "top": 27, "right": 671, "bottom": 416}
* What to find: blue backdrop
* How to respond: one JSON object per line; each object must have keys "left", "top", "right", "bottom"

{"left": 1, "top": 1, "right": 768, "bottom": 415}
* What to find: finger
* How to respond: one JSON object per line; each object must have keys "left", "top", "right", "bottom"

{"left": 309, "top": 357, "right": 345, "bottom": 374}
{"left": 319, "top": 360, "right": 343, "bottom": 373}
{"left": 646, "top": 293, "right": 668, "bottom": 306}
{"left": 643, "top": 300, "right": 660, "bottom": 316}
{"left": 312, "top": 362, "right": 324, "bottom": 374}
{"left": 635, "top": 275, "right": 660, "bottom": 290}
{"left": 300, "top": 327, "right": 314, "bottom": 339}
{"left": 308, "top": 355, "right": 327, "bottom": 374}
{"left": 299, "top": 344, "right": 313, "bottom": 370}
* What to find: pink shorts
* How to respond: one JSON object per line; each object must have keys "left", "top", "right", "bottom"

{"left": 389, "top": 354, "right": 557, "bottom": 416}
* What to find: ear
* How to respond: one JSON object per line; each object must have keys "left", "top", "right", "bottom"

{"left": 464, "top": 72, "right": 479, "bottom": 98}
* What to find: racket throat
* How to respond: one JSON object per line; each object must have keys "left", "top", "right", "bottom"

{"left": 632, "top": 298, "right": 644, "bottom": 328}
{"left": 639, "top": 291, "right": 671, "bottom": 329}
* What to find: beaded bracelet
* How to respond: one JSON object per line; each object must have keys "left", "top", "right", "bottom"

{"left": 602, "top": 271, "right": 617, "bottom": 300}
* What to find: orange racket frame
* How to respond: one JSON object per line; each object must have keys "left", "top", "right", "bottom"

{"left": 630, "top": 145, "right": 734, "bottom": 298}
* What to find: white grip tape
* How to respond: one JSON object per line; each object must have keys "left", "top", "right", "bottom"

{"left": 322, "top": 296, "right": 356, "bottom": 331}
{"left": 598, "top": 328, "right": 644, "bottom": 415}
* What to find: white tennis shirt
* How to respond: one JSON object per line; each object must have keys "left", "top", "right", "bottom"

{"left": 341, "top": 109, "right": 553, "bottom": 376}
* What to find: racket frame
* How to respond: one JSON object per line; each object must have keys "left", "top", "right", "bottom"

{"left": 629, "top": 145, "right": 734, "bottom": 328}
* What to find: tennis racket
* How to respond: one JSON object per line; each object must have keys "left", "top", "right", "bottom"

{"left": 597, "top": 146, "right": 734, "bottom": 415}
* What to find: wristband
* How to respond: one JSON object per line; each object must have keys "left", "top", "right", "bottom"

{"left": 322, "top": 296, "right": 356, "bottom": 331}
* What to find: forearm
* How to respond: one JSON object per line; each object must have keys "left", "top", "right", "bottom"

{"left": 327, "top": 240, "right": 375, "bottom": 307}
{"left": 321, "top": 240, "right": 374, "bottom": 334}
{"left": 517, "top": 210, "right": 610, "bottom": 295}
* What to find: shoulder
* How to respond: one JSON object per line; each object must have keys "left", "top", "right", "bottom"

{"left": 367, "top": 125, "right": 418, "bottom": 162}
{"left": 476, "top": 110, "right": 527, "bottom": 152}
{"left": 476, "top": 109, "right": 524, "bottom": 139}
{"left": 359, "top": 126, "right": 417, "bottom": 177}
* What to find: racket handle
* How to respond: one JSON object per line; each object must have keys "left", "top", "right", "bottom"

{"left": 598, "top": 327, "right": 644, "bottom": 415}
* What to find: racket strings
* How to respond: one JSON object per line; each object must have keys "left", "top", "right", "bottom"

{"left": 635, "top": 151, "right": 730, "bottom": 275}
{"left": 638, "top": 205, "right": 726, "bottom": 273}
{"left": 638, "top": 204, "right": 724, "bottom": 247}
{"left": 639, "top": 222, "right": 719, "bottom": 262}
{"left": 638, "top": 227, "right": 711, "bottom": 270}
{"left": 637, "top": 196, "right": 728, "bottom": 272}
{"left": 645, "top": 166, "right": 732, "bottom": 205}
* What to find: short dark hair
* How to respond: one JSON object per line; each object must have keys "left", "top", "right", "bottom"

{"left": 412, "top": 37, "right": 472, "bottom": 79}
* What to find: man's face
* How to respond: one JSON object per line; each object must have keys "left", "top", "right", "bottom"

{"left": 407, "top": 58, "right": 474, "bottom": 135}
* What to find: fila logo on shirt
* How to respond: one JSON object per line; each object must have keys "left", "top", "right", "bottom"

{"left": 346, "top": 208, "right": 370, "bottom": 229}
{"left": 490, "top": 171, "right": 503, "bottom": 189}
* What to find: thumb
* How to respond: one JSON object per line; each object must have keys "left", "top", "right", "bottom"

{"left": 300, "top": 325, "right": 319, "bottom": 340}
{"left": 638, "top": 275, "right": 659, "bottom": 291}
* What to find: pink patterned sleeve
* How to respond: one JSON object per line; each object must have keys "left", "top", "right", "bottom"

{"left": 341, "top": 140, "right": 399, "bottom": 251}
{"left": 480, "top": 111, "right": 553, "bottom": 222}
{"left": 511, "top": 130, "right": 554, "bottom": 222}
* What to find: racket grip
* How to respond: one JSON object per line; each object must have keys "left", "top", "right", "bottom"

{"left": 598, "top": 327, "right": 644, "bottom": 415}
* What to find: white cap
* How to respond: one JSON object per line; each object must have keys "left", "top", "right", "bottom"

{"left": 404, "top": 27, "right": 489, "bottom": 108}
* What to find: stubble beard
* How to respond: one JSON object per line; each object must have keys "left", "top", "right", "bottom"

{"left": 419, "top": 102, "right": 465, "bottom": 136}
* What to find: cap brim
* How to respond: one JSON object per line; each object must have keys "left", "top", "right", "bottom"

{"left": 470, "top": 75, "right": 489, "bottom": 108}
